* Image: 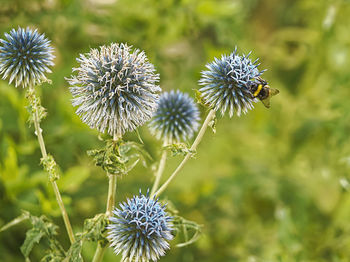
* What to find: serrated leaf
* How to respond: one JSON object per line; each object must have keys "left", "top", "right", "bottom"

{"left": 82, "top": 213, "right": 108, "bottom": 242}
{"left": 65, "top": 213, "right": 108, "bottom": 261}
{"left": 87, "top": 139, "right": 151, "bottom": 175}
{"left": 21, "top": 226, "right": 45, "bottom": 257}
{"left": 65, "top": 241, "right": 83, "bottom": 262}
{"left": 20, "top": 212, "right": 66, "bottom": 259}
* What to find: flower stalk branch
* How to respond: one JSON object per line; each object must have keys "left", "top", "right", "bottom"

{"left": 92, "top": 134, "right": 119, "bottom": 262}
{"left": 150, "top": 143, "right": 168, "bottom": 196}
{"left": 27, "top": 86, "right": 75, "bottom": 244}
{"left": 153, "top": 109, "right": 216, "bottom": 197}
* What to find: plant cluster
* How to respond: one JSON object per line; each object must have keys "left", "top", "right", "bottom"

{"left": 0, "top": 27, "right": 275, "bottom": 261}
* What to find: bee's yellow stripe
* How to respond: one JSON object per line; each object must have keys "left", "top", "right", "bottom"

{"left": 253, "top": 84, "right": 263, "bottom": 97}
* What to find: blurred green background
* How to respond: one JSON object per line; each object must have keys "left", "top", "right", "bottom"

{"left": 1, "top": 0, "right": 350, "bottom": 261}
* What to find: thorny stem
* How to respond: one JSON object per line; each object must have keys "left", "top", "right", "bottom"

{"left": 92, "top": 133, "right": 119, "bottom": 262}
{"left": 153, "top": 109, "right": 216, "bottom": 197}
{"left": 28, "top": 86, "right": 75, "bottom": 244}
{"left": 150, "top": 141, "right": 168, "bottom": 197}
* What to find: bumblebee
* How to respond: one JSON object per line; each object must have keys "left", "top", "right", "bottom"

{"left": 248, "top": 76, "right": 279, "bottom": 108}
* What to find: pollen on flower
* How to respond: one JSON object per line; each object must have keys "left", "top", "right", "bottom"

{"left": 66, "top": 43, "right": 161, "bottom": 136}
{"left": 0, "top": 27, "right": 54, "bottom": 88}
{"left": 198, "top": 48, "right": 264, "bottom": 117}
{"left": 107, "top": 190, "right": 173, "bottom": 262}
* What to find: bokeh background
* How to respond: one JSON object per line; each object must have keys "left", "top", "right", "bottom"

{"left": 1, "top": 0, "right": 350, "bottom": 261}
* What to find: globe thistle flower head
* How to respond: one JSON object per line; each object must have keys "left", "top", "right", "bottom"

{"left": 199, "top": 48, "right": 264, "bottom": 117}
{"left": 107, "top": 190, "right": 173, "bottom": 262}
{"left": 67, "top": 43, "right": 161, "bottom": 136}
{"left": 149, "top": 90, "right": 200, "bottom": 143}
{"left": 0, "top": 27, "right": 54, "bottom": 88}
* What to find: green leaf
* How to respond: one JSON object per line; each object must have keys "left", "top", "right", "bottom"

{"left": 165, "top": 201, "right": 202, "bottom": 248}
{"left": 65, "top": 213, "right": 108, "bottom": 261}
{"left": 135, "top": 129, "right": 144, "bottom": 144}
{"left": 25, "top": 88, "right": 47, "bottom": 124}
{"left": 41, "top": 253, "right": 66, "bottom": 262}
{"left": 164, "top": 143, "right": 196, "bottom": 157}
{"left": 81, "top": 213, "right": 108, "bottom": 242}
{"left": 65, "top": 241, "right": 83, "bottom": 262}
{"left": 87, "top": 139, "right": 151, "bottom": 175}
{"left": 0, "top": 211, "right": 29, "bottom": 232}
{"left": 21, "top": 226, "right": 45, "bottom": 257}
{"left": 20, "top": 212, "right": 65, "bottom": 260}
{"left": 194, "top": 89, "right": 210, "bottom": 108}
{"left": 40, "top": 154, "right": 60, "bottom": 182}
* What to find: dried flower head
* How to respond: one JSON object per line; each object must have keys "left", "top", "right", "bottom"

{"left": 107, "top": 191, "right": 173, "bottom": 262}
{"left": 67, "top": 43, "right": 161, "bottom": 136}
{"left": 199, "top": 48, "right": 263, "bottom": 117}
{"left": 0, "top": 27, "right": 54, "bottom": 88}
{"left": 149, "top": 90, "right": 200, "bottom": 143}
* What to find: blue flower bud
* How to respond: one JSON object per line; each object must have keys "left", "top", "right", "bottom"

{"left": 149, "top": 90, "right": 200, "bottom": 143}
{"left": 0, "top": 27, "right": 54, "bottom": 88}
{"left": 107, "top": 191, "right": 173, "bottom": 262}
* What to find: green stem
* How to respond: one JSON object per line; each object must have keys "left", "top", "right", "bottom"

{"left": 153, "top": 109, "right": 216, "bottom": 197}
{"left": 92, "top": 135, "right": 119, "bottom": 262}
{"left": 92, "top": 243, "right": 106, "bottom": 262}
{"left": 150, "top": 142, "right": 168, "bottom": 197}
{"left": 29, "top": 86, "right": 75, "bottom": 244}
{"left": 106, "top": 173, "right": 117, "bottom": 216}
{"left": 92, "top": 174, "right": 117, "bottom": 262}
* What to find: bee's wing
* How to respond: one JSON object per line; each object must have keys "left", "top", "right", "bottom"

{"left": 261, "top": 97, "right": 271, "bottom": 108}
{"left": 269, "top": 88, "right": 279, "bottom": 96}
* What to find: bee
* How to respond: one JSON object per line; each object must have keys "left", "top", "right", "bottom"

{"left": 248, "top": 76, "right": 279, "bottom": 108}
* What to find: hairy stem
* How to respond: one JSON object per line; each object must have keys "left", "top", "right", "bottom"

{"left": 153, "top": 109, "right": 216, "bottom": 197}
{"left": 92, "top": 134, "right": 119, "bottom": 262}
{"left": 150, "top": 142, "right": 168, "bottom": 197}
{"left": 28, "top": 86, "right": 75, "bottom": 244}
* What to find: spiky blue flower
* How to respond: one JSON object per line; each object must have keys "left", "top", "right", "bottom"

{"left": 149, "top": 90, "right": 200, "bottom": 143}
{"left": 0, "top": 27, "right": 54, "bottom": 88}
{"left": 199, "top": 48, "right": 264, "bottom": 117}
{"left": 107, "top": 191, "right": 173, "bottom": 262}
{"left": 66, "top": 43, "right": 161, "bottom": 136}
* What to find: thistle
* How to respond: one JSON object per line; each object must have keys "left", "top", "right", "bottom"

{"left": 198, "top": 48, "right": 263, "bottom": 117}
{"left": 0, "top": 27, "right": 54, "bottom": 88}
{"left": 107, "top": 191, "right": 173, "bottom": 262}
{"left": 66, "top": 43, "right": 161, "bottom": 136}
{"left": 149, "top": 90, "right": 200, "bottom": 143}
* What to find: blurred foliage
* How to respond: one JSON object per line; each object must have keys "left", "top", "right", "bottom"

{"left": 1, "top": 0, "right": 350, "bottom": 261}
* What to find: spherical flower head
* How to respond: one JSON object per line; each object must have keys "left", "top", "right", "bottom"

{"left": 0, "top": 27, "right": 54, "bottom": 88}
{"left": 67, "top": 43, "right": 161, "bottom": 136}
{"left": 149, "top": 90, "right": 200, "bottom": 143}
{"left": 107, "top": 191, "right": 173, "bottom": 262}
{"left": 199, "top": 48, "right": 263, "bottom": 117}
